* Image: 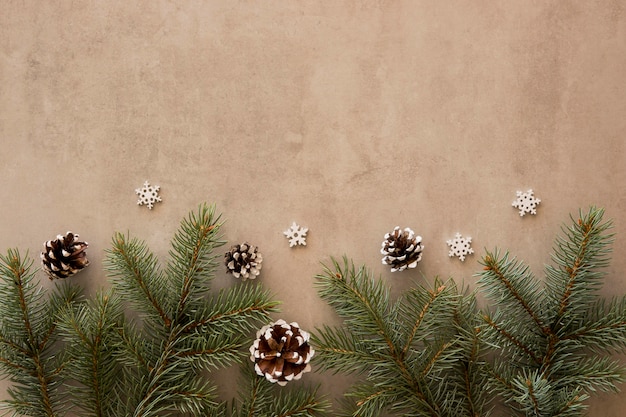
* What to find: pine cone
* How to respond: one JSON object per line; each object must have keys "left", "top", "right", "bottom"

{"left": 249, "top": 319, "right": 314, "bottom": 386}
{"left": 41, "top": 232, "right": 89, "bottom": 279}
{"left": 381, "top": 226, "right": 424, "bottom": 272}
{"left": 224, "top": 242, "right": 262, "bottom": 280}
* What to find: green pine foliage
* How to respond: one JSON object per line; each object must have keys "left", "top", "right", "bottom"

{"left": 0, "top": 249, "right": 81, "bottom": 417}
{"left": 1, "top": 204, "right": 625, "bottom": 417}
{"left": 214, "top": 363, "right": 328, "bottom": 417}
{"left": 312, "top": 257, "right": 488, "bottom": 417}
{"left": 102, "top": 203, "right": 281, "bottom": 416}
{"left": 0, "top": 203, "right": 330, "bottom": 417}
{"left": 56, "top": 289, "right": 122, "bottom": 417}
{"left": 478, "top": 207, "right": 626, "bottom": 416}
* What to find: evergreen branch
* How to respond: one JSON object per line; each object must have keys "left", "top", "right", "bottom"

{"left": 555, "top": 209, "right": 612, "bottom": 318}
{"left": 115, "top": 322, "right": 150, "bottom": 373}
{"left": 58, "top": 290, "right": 123, "bottom": 417}
{"left": 480, "top": 207, "right": 625, "bottom": 416}
{"left": 462, "top": 361, "right": 479, "bottom": 417}
{"left": 166, "top": 203, "right": 225, "bottom": 321}
{"left": 270, "top": 386, "right": 329, "bottom": 417}
{"left": 420, "top": 341, "right": 456, "bottom": 378}
{"left": 0, "top": 249, "right": 74, "bottom": 417}
{"left": 540, "top": 208, "right": 615, "bottom": 384}
{"left": 3, "top": 252, "right": 38, "bottom": 347}
{"left": 175, "top": 335, "right": 243, "bottom": 371}
{"left": 131, "top": 331, "right": 192, "bottom": 417}
{"left": 118, "top": 332, "right": 202, "bottom": 413}
{"left": 551, "top": 391, "right": 588, "bottom": 417}
{"left": 561, "top": 297, "right": 626, "bottom": 353}
{"left": 482, "top": 313, "right": 542, "bottom": 365}
{"left": 311, "top": 325, "right": 385, "bottom": 375}
{"left": 106, "top": 233, "right": 171, "bottom": 328}
{"left": 480, "top": 250, "right": 548, "bottom": 335}
{"left": 458, "top": 323, "right": 485, "bottom": 417}
{"left": 39, "top": 283, "right": 82, "bottom": 352}
{"left": 0, "top": 335, "right": 30, "bottom": 358}
{"left": 510, "top": 371, "right": 551, "bottom": 417}
{"left": 234, "top": 362, "right": 273, "bottom": 417}
{"left": 316, "top": 257, "right": 489, "bottom": 417}
{"left": 232, "top": 363, "right": 328, "bottom": 417}
{"left": 109, "top": 205, "right": 282, "bottom": 416}
{"left": 454, "top": 292, "right": 492, "bottom": 417}
{"left": 165, "top": 377, "right": 218, "bottom": 416}
{"left": 350, "top": 384, "right": 395, "bottom": 417}
{"left": 315, "top": 257, "right": 399, "bottom": 356}
{"left": 550, "top": 355, "right": 625, "bottom": 393}
{"left": 545, "top": 207, "right": 613, "bottom": 326}
{"left": 401, "top": 280, "right": 450, "bottom": 357}
{"left": 185, "top": 284, "right": 279, "bottom": 334}
{"left": 0, "top": 354, "right": 28, "bottom": 372}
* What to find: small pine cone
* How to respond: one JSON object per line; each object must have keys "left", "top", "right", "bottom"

{"left": 381, "top": 226, "right": 424, "bottom": 272}
{"left": 225, "top": 242, "right": 262, "bottom": 280}
{"left": 41, "top": 232, "right": 89, "bottom": 279}
{"left": 249, "top": 319, "right": 314, "bottom": 386}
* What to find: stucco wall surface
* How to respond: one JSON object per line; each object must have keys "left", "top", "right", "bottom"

{"left": 1, "top": 1, "right": 626, "bottom": 415}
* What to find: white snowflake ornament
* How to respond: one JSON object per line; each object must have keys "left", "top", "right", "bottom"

{"left": 447, "top": 233, "right": 474, "bottom": 262}
{"left": 135, "top": 180, "right": 162, "bottom": 210}
{"left": 283, "top": 222, "right": 308, "bottom": 247}
{"left": 512, "top": 189, "right": 541, "bottom": 216}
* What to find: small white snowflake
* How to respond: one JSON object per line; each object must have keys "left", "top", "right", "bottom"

{"left": 512, "top": 189, "right": 541, "bottom": 216}
{"left": 447, "top": 233, "right": 474, "bottom": 262}
{"left": 135, "top": 180, "right": 162, "bottom": 210}
{"left": 283, "top": 222, "right": 308, "bottom": 247}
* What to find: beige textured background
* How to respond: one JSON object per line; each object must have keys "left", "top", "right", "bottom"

{"left": 1, "top": 1, "right": 626, "bottom": 415}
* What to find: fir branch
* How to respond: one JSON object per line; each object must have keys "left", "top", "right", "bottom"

{"left": 106, "top": 233, "right": 171, "bottom": 329}
{"left": 233, "top": 362, "right": 273, "bottom": 417}
{"left": 549, "top": 355, "right": 624, "bottom": 393}
{"left": 545, "top": 207, "right": 614, "bottom": 327}
{"left": 315, "top": 257, "right": 400, "bottom": 357}
{"left": 420, "top": 340, "right": 457, "bottom": 378}
{"left": 458, "top": 327, "right": 485, "bottom": 417}
{"left": 348, "top": 383, "right": 397, "bottom": 417}
{"left": 108, "top": 204, "right": 280, "bottom": 417}
{"left": 310, "top": 325, "right": 385, "bottom": 375}
{"left": 231, "top": 363, "right": 328, "bottom": 417}
{"left": 57, "top": 290, "right": 123, "bottom": 417}
{"left": 561, "top": 296, "right": 626, "bottom": 353}
{"left": 480, "top": 250, "right": 548, "bottom": 335}
{"left": 315, "top": 258, "right": 428, "bottom": 407}
{"left": 400, "top": 280, "right": 451, "bottom": 358}
{"left": 130, "top": 331, "right": 212, "bottom": 417}
{"left": 185, "top": 283, "right": 279, "bottom": 335}
{"left": 314, "top": 257, "right": 487, "bottom": 417}
{"left": 114, "top": 320, "right": 151, "bottom": 373}
{"left": 269, "top": 386, "right": 328, "bottom": 417}
{"left": 165, "top": 203, "right": 225, "bottom": 321}
{"left": 174, "top": 334, "right": 243, "bottom": 370}
{"left": 0, "top": 250, "right": 80, "bottom": 417}
{"left": 482, "top": 313, "right": 542, "bottom": 365}
{"left": 511, "top": 371, "right": 547, "bottom": 416}
{"left": 551, "top": 391, "right": 588, "bottom": 417}
{"left": 478, "top": 207, "right": 626, "bottom": 416}
{"left": 166, "top": 377, "right": 219, "bottom": 415}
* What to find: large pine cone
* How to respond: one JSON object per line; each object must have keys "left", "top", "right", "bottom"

{"left": 225, "top": 242, "right": 262, "bottom": 280}
{"left": 41, "top": 232, "right": 89, "bottom": 279}
{"left": 249, "top": 319, "right": 314, "bottom": 386}
{"left": 381, "top": 226, "right": 424, "bottom": 272}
